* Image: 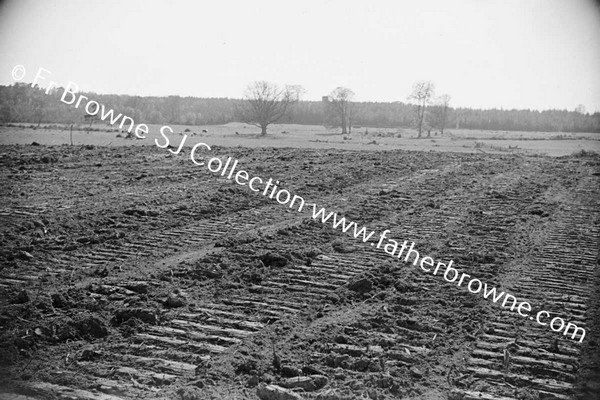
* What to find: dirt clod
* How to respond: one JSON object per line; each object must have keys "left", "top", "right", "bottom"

{"left": 80, "top": 349, "right": 102, "bottom": 361}
{"left": 165, "top": 293, "right": 186, "bottom": 308}
{"left": 51, "top": 293, "right": 68, "bottom": 308}
{"left": 261, "top": 252, "right": 288, "bottom": 268}
{"left": 12, "top": 290, "right": 30, "bottom": 304}
{"left": 114, "top": 308, "right": 158, "bottom": 325}
{"left": 279, "top": 375, "right": 328, "bottom": 391}
{"left": 347, "top": 277, "right": 373, "bottom": 293}
{"left": 73, "top": 316, "right": 109, "bottom": 339}
{"left": 280, "top": 365, "right": 302, "bottom": 377}
{"left": 122, "top": 281, "right": 149, "bottom": 294}
{"left": 257, "top": 384, "right": 305, "bottom": 400}
{"left": 18, "top": 251, "right": 33, "bottom": 260}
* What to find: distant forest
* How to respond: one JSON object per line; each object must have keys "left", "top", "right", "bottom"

{"left": 1, "top": 83, "right": 599, "bottom": 133}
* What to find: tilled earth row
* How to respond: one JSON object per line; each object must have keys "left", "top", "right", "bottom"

{"left": 0, "top": 144, "right": 598, "bottom": 400}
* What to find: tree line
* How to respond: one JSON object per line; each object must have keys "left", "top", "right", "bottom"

{"left": 0, "top": 82, "right": 598, "bottom": 134}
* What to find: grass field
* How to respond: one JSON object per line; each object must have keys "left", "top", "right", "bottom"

{"left": 1, "top": 122, "right": 599, "bottom": 156}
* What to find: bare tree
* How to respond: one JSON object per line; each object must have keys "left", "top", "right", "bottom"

{"left": 429, "top": 94, "right": 452, "bottom": 135}
{"left": 407, "top": 81, "right": 435, "bottom": 138}
{"left": 325, "top": 87, "right": 355, "bottom": 134}
{"left": 242, "top": 81, "right": 301, "bottom": 135}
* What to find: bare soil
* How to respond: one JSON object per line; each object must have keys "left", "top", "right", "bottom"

{"left": 0, "top": 133, "right": 599, "bottom": 400}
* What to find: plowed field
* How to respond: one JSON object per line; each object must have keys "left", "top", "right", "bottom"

{"left": 1, "top": 142, "right": 599, "bottom": 400}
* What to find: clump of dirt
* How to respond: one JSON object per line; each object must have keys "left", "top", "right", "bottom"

{"left": 164, "top": 290, "right": 187, "bottom": 308}
{"left": 71, "top": 315, "right": 110, "bottom": 339}
{"left": 347, "top": 276, "right": 374, "bottom": 293}
{"left": 260, "top": 252, "right": 290, "bottom": 268}
{"left": 113, "top": 308, "right": 159, "bottom": 325}
{"left": 41, "top": 314, "right": 110, "bottom": 341}
{"left": 11, "top": 290, "right": 30, "bottom": 304}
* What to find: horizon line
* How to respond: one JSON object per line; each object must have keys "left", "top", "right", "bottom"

{"left": 4, "top": 81, "right": 598, "bottom": 115}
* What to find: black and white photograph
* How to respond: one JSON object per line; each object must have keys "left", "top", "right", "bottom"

{"left": 0, "top": 1, "right": 599, "bottom": 399}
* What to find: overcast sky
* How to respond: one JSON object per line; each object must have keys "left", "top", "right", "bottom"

{"left": 0, "top": 0, "right": 599, "bottom": 112}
